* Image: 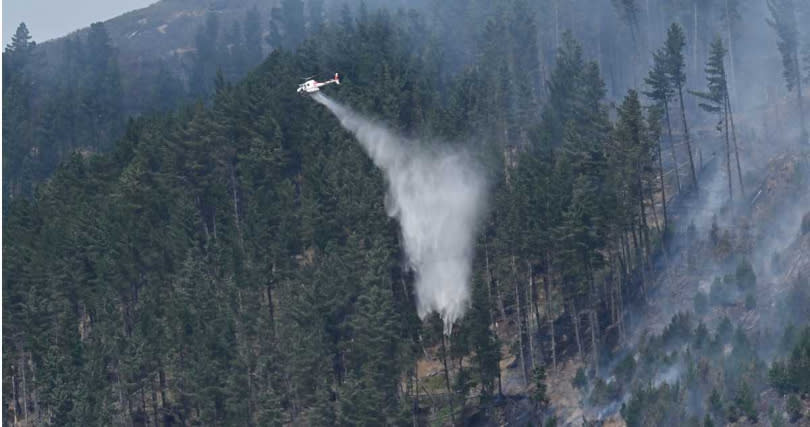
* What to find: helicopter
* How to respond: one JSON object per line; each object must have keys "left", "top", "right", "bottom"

{"left": 297, "top": 73, "right": 340, "bottom": 94}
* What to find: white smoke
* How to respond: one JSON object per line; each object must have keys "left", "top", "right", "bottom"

{"left": 312, "top": 92, "right": 488, "bottom": 332}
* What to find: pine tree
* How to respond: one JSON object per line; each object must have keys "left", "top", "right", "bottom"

{"left": 691, "top": 37, "right": 736, "bottom": 200}
{"left": 719, "top": 0, "right": 744, "bottom": 98}
{"left": 309, "top": 0, "right": 325, "bottom": 34}
{"left": 243, "top": 6, "right": 264, "bottom": 68}
{"left": 82, "top": 22, "right": 123, "bottom": 150}
{"left": 664, "top": 23, "right": 699, "bottom": 191}
{"left": 268, "top": 0, "right": 306, "bottom": 50}
{"left": 190, "top": 13, "right": 220, "bottom": 96}
{"left": 767, "top": 0, "right": 807, "bottom": 143}
{"left": 646, "top": 105, "right": 669, "bottom": 233}
{"left": 614, "top": 89, "right": 655, "bottom": 271}
{"left": 3, "top": 23, "right": 37, "bottom": 201}
{"left": 4, "top": 23, "right": 36, "bottom": 74}
{"left": 644, "top": 48, "right": 682, "bottom": 193}
{"left": 469, "top": 274, "right": 501, "bottom": 403}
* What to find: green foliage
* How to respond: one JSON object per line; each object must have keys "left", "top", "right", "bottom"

{"left": 783, "top": 278, "right": 810, "bottom": 325}
{"left": 469, "top": 276, "right": 500, "bottom": 401}
{"left": 735, "top": 259, "right": 757, "bottom": 291}
{"left": 663, "top": 23, "right": 687, "bottom": 89}
{"left": 717, "top": 317, "right": 733, "bottom": 341}
{"left": 615, "top": 354, "right": 637, "bottom": 385}
{"left": 767, "top": 0, "right": 808, "bottom": 142}
{"left": 745, "top": 293, "right": 756, "bottom": 310}
{"left": 3, "top": 21, "right": 125, "bottom": 203}
{"left": 787, "top": 394, "right": 802, "bottom": 421}
{"left": 532, "top": 366, "right": 550, "bottom": 408}
{"left": 590, "top": 377, "right": 622, "bottom": 406}
{"left": 769, "top": 326, "right": 810, "bottom": 394}
{"left": 621, "top": 383, "right": 685, "bottom": 427}
{"left": 573, "top": 367, "right": 588, "bottom": 389}
{"left": 694, "top": 321, "right": 710, "bottom": 350}
{"left": 709, "top": 388, "right": 724, "bottom": 418}
{"left": 767, "top": 0, "right": 802, "bottom": 92}
{"left": 733, "top": 381, "right": 758, "bottom": 422}
{"left": 690, "top": 38, "right": 728, "bottom": 117}
{"left": 694, "top": 291, "right": 708, "bottom": 315}
{"left": 710, "top": 277, "right": 732, "bottom": 306}
{"left": 662, "top": 312, "right": 693, "bottom": 346}
{"left": 5, "top": 2, "right": 780, "bottom": 424}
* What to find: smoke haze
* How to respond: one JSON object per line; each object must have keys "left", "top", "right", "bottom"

{"left": 312, "top": 92, "right": 488, "bottom": 332}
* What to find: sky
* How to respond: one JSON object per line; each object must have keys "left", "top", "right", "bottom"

{"left": 3, "top": 0, "right": 156, "bottom": 46}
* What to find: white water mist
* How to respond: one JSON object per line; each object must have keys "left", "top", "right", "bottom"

{"left": 312, "top": 93, "right": 488, "bottom": 332}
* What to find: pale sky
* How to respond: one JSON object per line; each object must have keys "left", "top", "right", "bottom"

{"left": 3, "top": 0, "right": 157, "bottom": 47}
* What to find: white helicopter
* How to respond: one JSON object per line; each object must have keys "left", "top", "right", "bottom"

{"left": 297, "top": 73, "right": 340, "bottom": 94}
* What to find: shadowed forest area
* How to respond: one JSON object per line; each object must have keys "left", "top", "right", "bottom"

{"left": 3, "top": 0, "right": 810, "bottom": 425}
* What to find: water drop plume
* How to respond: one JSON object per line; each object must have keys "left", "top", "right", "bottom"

{"left": 312, "top": 92, "right": 489, "bottom": 333}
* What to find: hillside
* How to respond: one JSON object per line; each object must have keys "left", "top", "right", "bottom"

{"left": 34, "top": 0, "right": 280, "bottom": 115}
{"left": 4, "top": 0, "right": 810, "bottom": 426}
{"left": 39, "top": 0, "right": 272, "bottom": 63}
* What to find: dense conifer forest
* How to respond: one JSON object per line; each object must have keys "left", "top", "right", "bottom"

{"left": 3, "top": 0, "right": 810, "bottom": 425}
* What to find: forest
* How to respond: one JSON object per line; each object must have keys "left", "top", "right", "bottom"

{"left": 3, "top": 0, "right": 810, "bottom": 425}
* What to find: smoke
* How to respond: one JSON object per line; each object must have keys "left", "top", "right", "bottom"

{"left": 311, "top": 92, "right": 489, "bottom": 332}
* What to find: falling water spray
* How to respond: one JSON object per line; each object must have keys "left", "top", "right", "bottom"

{"left": 312, "top": 93, "right": 488, "bottom": 333}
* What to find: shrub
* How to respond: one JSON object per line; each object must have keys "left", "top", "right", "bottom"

{"left": 769, "top": 326, "right": 810, "bottom": 394}
{"left": 718, "top": 316, "right": 733, "bottom": 339}
{"left": 709, "top": 277, "right": 731, "bottom": 306}
{"left": 709, "top": 388, "right": 723, "bottom": 416}
{"left": 694, "top": 322, "right": 709, "bottom": 349}
{"left": 590, "top": 377, "right": 621, "bottom": 405}
{"left": 745, "top": 293, "right": 756, "bottom": 309}
{"left": 694, "top": 291, "right": 708, "bottom": 314}
{"left": 787, "top": 394, "right": 802, "bottom": 421}
{"left": 615, "top": 354, "right": 636, "bottom": 385}
{"left": 572, "top": 367, "right": 587, "bottom": 389}
{"left": 735, "top": 381, "right": 758, "bottom": 422}
{"left": 736, "top": 259, "right": 756, "bottom": 291}
{"left": 662, "top": 312, "right": 693, "bottom": 345}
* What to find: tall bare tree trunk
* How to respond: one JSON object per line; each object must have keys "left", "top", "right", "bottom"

{"left": 570, "top": 300, "right": 582, "bottom": 360}
{"left": 12, "top": 373, "right": 18, "bottom": 426}
{"left": 677, "top": 85, "right": 698, "bottom": 191}
{"left": 513, "top": 256, "right": 528, "bottom": 385}
{"left": 796, "top": 56, "right": 808, "bottom": 143}
{"left": 664, "top": 102, "right": 681, "bottom": 192}
{"left": 151, "top": 374, "right": 160, "bottom": 427}
{"left": 589, "top": 311, "right": 599, "bottom": 376}
{"left": 724, "top": 95, "right": 733, "bottom": 201}
{"left": 527, "top": 262, "right": 537, "bottom": 370}
{"left": 230, "top": 164, "right": 244, "bottom": 251}
{"left": 726, "top": 93, "right": 744, "bottom": 196}
{"left": 637, "top": 172, "right": 651, "bottom": 266}
{"left": 485, "top": 244, "right": 506, "bottom": 325}
{"left": 554, "top": 0, "right": 560, "bottom": 50}
{"left": 724, "top": 0, "right": 738, "bottom": 101}
{"left": 693, "top": 3, "right": 699, "bottom": 79}
{"left": 21, "top": 355, "right": 28, "bottom": 422}
{"left": 645, "top": 0, "right": 652, "bottom": 64}
{"left": 656, "top": 134, "right": 669, "bottom": 232}
{"left": 267, "top": 263, "right": 277, "bottom": 342}
{"left": 440, "top": 335, "right": 456, "bottom": 426}
{"left": 413, "top": 371, "right": 419, "bottom": 427}
{"left": 647, "top": 180, "right": 662, "bottom": 237}
{"left": 159, "top": 365, "right": 168, "bottom": 415}
{"left": 544, "top": 254, "right": 556, "bottom": 371}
